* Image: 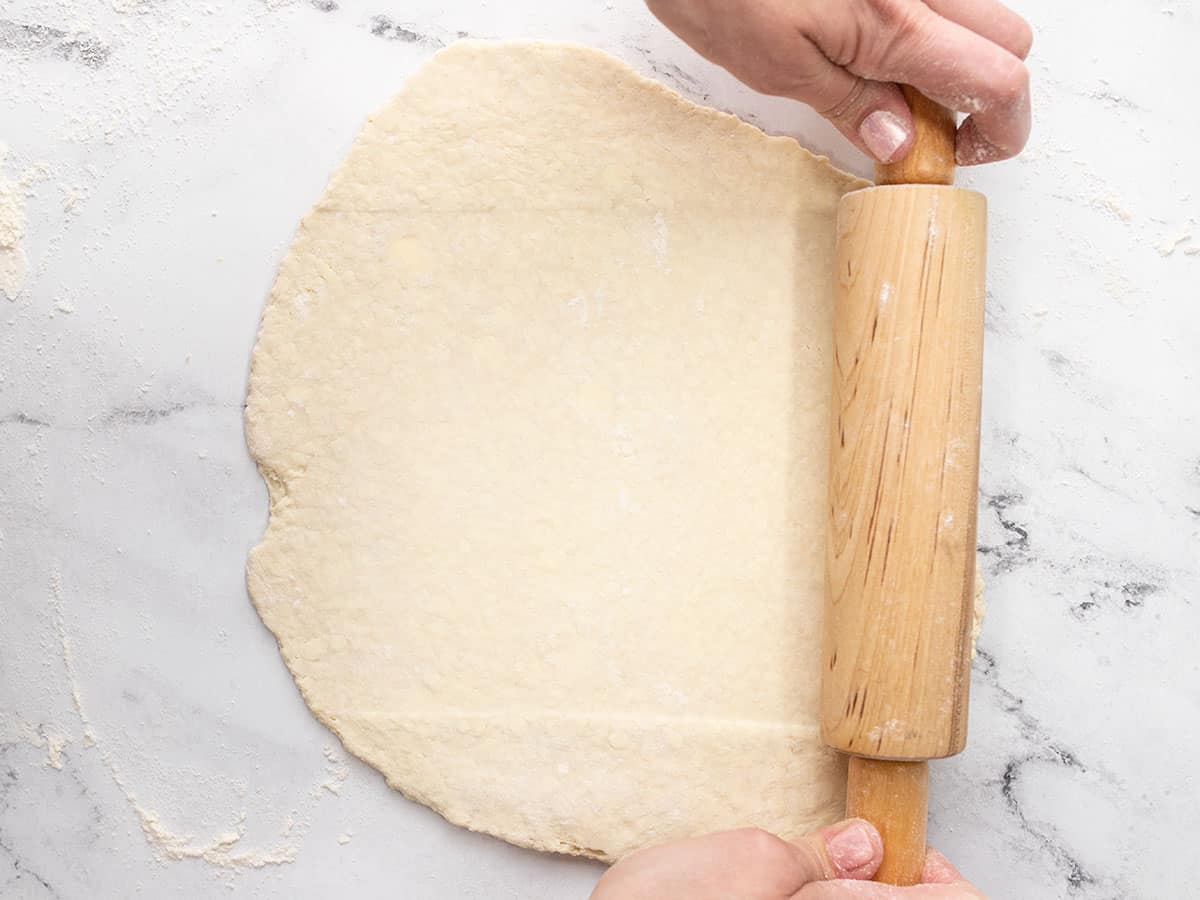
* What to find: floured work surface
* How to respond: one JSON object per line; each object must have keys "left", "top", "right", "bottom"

{"left": 246, "top": 40, "right": 869, "bottom": 861}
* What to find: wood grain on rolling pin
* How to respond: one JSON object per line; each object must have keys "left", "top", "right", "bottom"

{"left": 822, "top": 184, "right": 987, "bottom": 762}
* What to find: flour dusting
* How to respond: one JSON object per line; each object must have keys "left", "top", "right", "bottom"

{"left": 316, "top": 744, "right": 350, "bottom": 797}
{"left": 1157, "top": 230, "right": 1192, "bottom": 257}
{"left": 1092, "top": 195, "right": 1133, "bottom": 223}
{"left": 0, "top": 145, "right": 28, "bottom": 300}
{"left": 47, "top": 572, "right": 333, "bottom": 871}
{"left": 0, "top": 714, "right": 71, "bottom": 769}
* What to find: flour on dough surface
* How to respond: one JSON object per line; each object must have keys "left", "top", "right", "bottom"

{"left": 246, "top": 40, "right": 869, "bottom": 861}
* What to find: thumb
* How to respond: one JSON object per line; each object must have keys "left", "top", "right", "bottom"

{"left": 781, "top": 58, "right": 915, "bottom": 164}
{"left": 796, "top": 818, "right": 885, "bottom": 882}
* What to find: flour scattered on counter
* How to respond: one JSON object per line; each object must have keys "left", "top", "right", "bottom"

{"left": 0, "top": 145, "right": 29, "bottom": 300}
{"left": 1157, "top": 230, "right": 1192, "bottom": 257}
{"left": 60, "top": 182, "right": 89, "bottom": 214}
{"left": 137, "top": 809, "right": 299, "bottom": 869}
{"left": 1092, "top": 195, "right": 1133, "bottom": 223}
{"left": 49, "top": 573, "right": 304, "bottom": 871}
{"left": 317, "top": 744, "right": 350, "bottom": 796}
{"left": 43, "top": 727, "right": 69, "bottom": 768}
{"left": 0, "top": 715, "right": 71, "bottom": 769}
{"left": 1104, "top": 266, "right": 1138, "bottom": 302}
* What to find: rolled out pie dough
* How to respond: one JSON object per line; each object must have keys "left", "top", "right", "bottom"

{"left": 246, "top": 41, "right": 873, "bottom": 861}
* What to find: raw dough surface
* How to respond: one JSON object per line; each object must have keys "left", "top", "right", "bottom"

{"left": 246, "top": 40, "right": 870, "bottom": 861}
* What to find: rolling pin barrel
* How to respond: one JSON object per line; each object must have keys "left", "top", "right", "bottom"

{"left": 821, "top": 90, "right": 987, "bottom": 885}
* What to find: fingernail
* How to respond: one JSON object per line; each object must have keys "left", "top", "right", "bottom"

{"left": 825, "top": 820, "right": 880, "bottom": 874}
{"left": 859, "top": 110, "right": 909, "bottom": 163}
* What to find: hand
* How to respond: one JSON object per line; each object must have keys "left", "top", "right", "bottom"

{"left": 645, "top": 0, "right": 1032, "bottom": 165}
{"left": 589, "top": 820, "right": 987, "bottom": 898}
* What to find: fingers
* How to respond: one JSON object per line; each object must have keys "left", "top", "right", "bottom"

{"left": 794, "top": 883, "right": 986, "bottom": 898}
{"left": 710, "top": 821, "right": 882, "bottom": 894}
{"left": 793, "top": 847, "right": 986, "bottom": 898}
{"left": 590, "top": 829, "right": 763, "bottom": 899}
{"left": 648, "top": 0, "right": 1031, "bottom": 165}
{"left": 591, "top": 823, "right": 883, "bottom": 900}
{"left": 920, "top": 0, "right": 1033, "bottom": 59}
{"left": 787, "top": 55, "right": 916, "bottom": 163}
{"left": 867, "top": 4, "right": 1032, "bottom": 164}
{"left": 650, "top": 0, "right": 916, "bottom": 164}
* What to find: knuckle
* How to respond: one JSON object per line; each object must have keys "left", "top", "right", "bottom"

{"left": 804, "top": 13, "right": 863, "bottom": 69}
{"left": 866, "top": 0, "right": 904, "bottom": 22}
{"left": 994, "top": 59, "right": 1030, "bottom": 106}
{"left": 874, "top": 0, "right": 928, "bottom": 41}
{"left": 860, "top": 0, "right": 934, "bottom": 77}
{"left": 1013, "top": 16, "right": 1035, "bottom": 58}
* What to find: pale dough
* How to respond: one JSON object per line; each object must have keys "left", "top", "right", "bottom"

{"left": 246, "top": 40, "right": 872, "bottom": 861}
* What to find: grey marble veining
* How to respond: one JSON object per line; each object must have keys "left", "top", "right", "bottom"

{"left": 1, "top": 1, "right": 1197, "bottom": 898}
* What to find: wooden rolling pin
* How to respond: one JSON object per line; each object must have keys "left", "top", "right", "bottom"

{"left": 821, "top": 89, "right": 987, "bottom": 886}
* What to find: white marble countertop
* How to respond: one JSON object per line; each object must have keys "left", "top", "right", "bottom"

{"left": 2, "top": 1, "right": 1197, "bottom": 898}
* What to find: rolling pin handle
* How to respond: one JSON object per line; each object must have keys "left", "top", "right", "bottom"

{"left": 875, "top": 87, "right": 957, "bottom": 186}
{"left": 846, "top": 757, "right": 929, "bottom": 886}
